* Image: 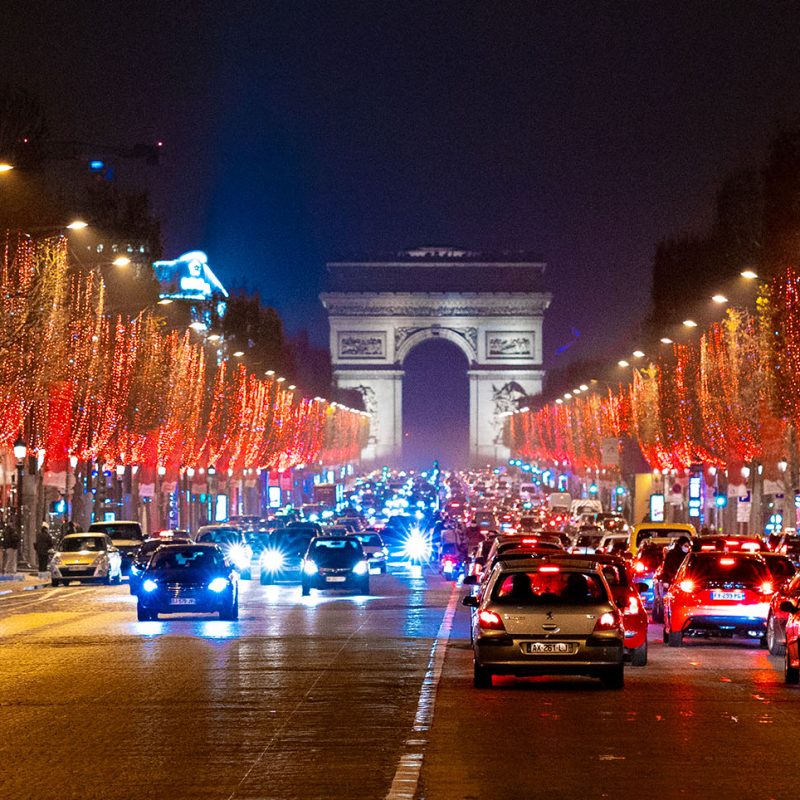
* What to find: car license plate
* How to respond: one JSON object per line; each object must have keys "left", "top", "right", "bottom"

{"left": 711, "top": 590, "right": 745, "bottom": 601}
{"left": 326, "top": 576, "right": 347, "bottom": 583}
{"left": 169, "top": 598, "right": 196, "bottom": 605}
{"left": 525, "top": 642, "right": 576, "bottom": 654}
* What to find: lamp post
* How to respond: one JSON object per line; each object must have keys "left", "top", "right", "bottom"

{"left": 13, "top": 437, "right": 29, "bottom": 569}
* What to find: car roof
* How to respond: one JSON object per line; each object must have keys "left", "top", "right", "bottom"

{"left": 154, "top": 542, "right": 220, "bottom": 550}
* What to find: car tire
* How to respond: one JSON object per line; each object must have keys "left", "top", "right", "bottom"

{"left": 360, "top": 578, "right": 370, "bottom": 595}
{"left": 260, "top": 572, "right": 273, "bottom": 586}
{"left": 662, "top": 627, "right": 669, "bottom": 644}
{"left": 473, "top": 661, "right": 492, "bottom": 689}
{"left": 220, "top": 596, "right": 238, "bottom": 620}
{"left": 668, "top": 631, "right": 683, "bottom": 648}
{"left": 600, "top": 664, "right": 625, "bottom": 690}
{"left": 785, "top": 648, "right": 800, "bottom": 685}
{"left": 768, "top": 614, "right": 786, "bottom": 656}
{"left": 136, "top": 604, "right": 152, "bottom": 622}
{"left": 631, "top": 642, "right": 648, "bottom": 667}
{"left": 51, "top": 579, "right": 59, "bottom": 587}
{"left": 301, "top": 584, "right": 310, "bottom": 597}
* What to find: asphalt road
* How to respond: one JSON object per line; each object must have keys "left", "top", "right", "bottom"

{"left": 0, "top": 568, "right": 796, "bottom": 800}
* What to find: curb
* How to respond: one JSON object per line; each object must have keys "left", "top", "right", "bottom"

{"left": 0, "top": 581, "right": 51, "bottom": 597}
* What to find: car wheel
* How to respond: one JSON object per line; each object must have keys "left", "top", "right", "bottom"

{"left": 301, "top": 584, "right": 310, "bottom": 597}
{"left": 220, "top": 597, "right": 238, "bottom": 620}
{"left": 785, "top": 648, "right": 800, "bottom": 684}
{"left": 361, "top": 578, "right": 370, "bottom": 595}
{"left": 51, "top": 579, "right": 59, "bottom": 587}
{"left": 600, "top": 664, "right": 625, "bottom": 689}
{"left": 136, "top": 604, "right": 151, "bottom": 622}
{"left": 473, "top": 661, "right": 492, "bottom": 689}
{"left": 631, "top": 641, "right": 648, "bottom": 667}
{"left": 668, "top": 631, "right": 683, "bottom": 648}
{"left": 260, "top": 572, "right": 273, "bottom": 585}
{"left": 662, "top": 627, "right": 669, "bottom": 644}
{"left": 768, "top": 614, "right": 786, "bottom": 656}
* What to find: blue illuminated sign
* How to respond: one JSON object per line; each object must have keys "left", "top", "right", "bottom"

{"left": 154, "top": 251, "right": 229, "bottom": 301}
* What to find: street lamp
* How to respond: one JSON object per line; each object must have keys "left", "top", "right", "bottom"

{"left": 0, "top": 163, "right": 14, "bottom": 172}
{"left": 13, "top": 437, "right": 27, "bottom": 569}
{"left": 66, "top": 219, "right": 88, "bottom": 230}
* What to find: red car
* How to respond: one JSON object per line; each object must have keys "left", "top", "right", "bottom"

{"left": 545, "top": 552, "right": 649, "bottom": 666}
{"left": 664, "top": 552, "right": 773, "bottom": 647}
{"left": 766, "top": 567, "right": 800, "bottom": 656}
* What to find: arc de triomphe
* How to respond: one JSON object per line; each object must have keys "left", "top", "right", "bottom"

{"left": 320, "top": 247, "right": 551, "bottom": 465}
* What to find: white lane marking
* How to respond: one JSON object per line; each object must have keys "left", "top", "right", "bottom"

{"left": 386, "top": 583, "right": 459, "bottom": 800}
{"left": 0, "top": 586, "right": 95, "bottom": 610}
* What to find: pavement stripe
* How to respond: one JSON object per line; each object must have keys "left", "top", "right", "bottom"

{"left": 385, "top": 582, "right": 459, "bottom": 800}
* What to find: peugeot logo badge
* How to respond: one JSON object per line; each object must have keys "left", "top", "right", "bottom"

{"left": 546, "top": 611, "right": 554, "bottom": 620}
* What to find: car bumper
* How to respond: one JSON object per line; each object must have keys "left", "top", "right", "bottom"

{"left": 139, "top": 592, "right": 231, "bottom": 614}
{"left": 675, "top": 610, "right": 768, "bottom": 637}
{"left": 622, "top": 623, "right": 648, "bottom": 650}
{"left": 304, "top": 575, "right": 366, "bottom": 590}
{"left": 51, "top": 565, "right": 107, "bottom": 581}
{"left": 474, "top": 635, "right": 623, "bottom": 675}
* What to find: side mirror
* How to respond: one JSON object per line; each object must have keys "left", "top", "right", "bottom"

{"left": 462, "top": 595, "right": 478, "bottom": 607}
{"left": 462, "top": 574, "right": 477, "bottom": 586}
{"left": 636, "top": 582, "right": 649, "bottom": 594}
{"left": 780, "top": 600, "right": 798, "bottom": 614}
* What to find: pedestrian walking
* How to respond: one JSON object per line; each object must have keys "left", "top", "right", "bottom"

{"left": 3, "top": 520, "right": 21, "bottom": 575}
{"left": 35, "top": 522, "right": 53, "bottom": 572}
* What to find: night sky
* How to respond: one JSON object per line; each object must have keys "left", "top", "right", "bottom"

{"left": 5, "top": 3, "right": 800, "bottom": 463}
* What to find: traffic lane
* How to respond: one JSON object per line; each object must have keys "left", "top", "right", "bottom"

{"left": 422, "top": 617, "right": 797, "bottom": 800}
{"left": 0, "top": 568, "right": 454, "bottom": 800}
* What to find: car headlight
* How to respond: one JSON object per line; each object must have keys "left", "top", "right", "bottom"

{"left": 142, "top": 579, "right": 158, "bottom": 593}
{"left": 261, "top": 549, "right": 285, "bottom": 572}
{"left": 208, "top": 577, "right": 229, "bottom": 593}
{"left": 227, "top": 544, "right": 251, "bottom": 570}
{"left": 352, "top": 560, "right": 369, "bottom": 576}
{"left": 303, "top": 560, "right": 318, "bottom": 576}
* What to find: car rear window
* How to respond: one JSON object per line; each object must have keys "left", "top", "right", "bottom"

{"left": 637, "top": 528, "right": 688, "bottom": 544}
{"left": 636, "top": 545, "right": 665, "bottom": 569}
{"left": 687, "top": 556, "right": 768, "bottom": 584}
{"left": 352, "top": 534, "right": 382, "bottom": 547}
{"left": 309, "top": 538, "right": 362, "bottom": 566}
{"left": 762, "top": 555, "right": 796, "bottom": 581}
{"left": 88, "top": 523, "right": 143, "bottom": 542}
{"left": 197, "top": 529, "right": 241, "bottom": 546}
{"left": 492, "top": 570, "right": 608, "bottom": 605}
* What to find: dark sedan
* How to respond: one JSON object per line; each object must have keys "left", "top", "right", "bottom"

{"left": 136, "top": 544, "right": 239, "bottom": 621}
{"left": 301, "top": 536, "right": 370, "bottom": 596}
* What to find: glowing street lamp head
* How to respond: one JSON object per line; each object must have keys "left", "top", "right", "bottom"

{"left": 682, "top": 319, "right": 698, "bottom": 328}
{"left": 741, "top": 269, "right": 758, "bottom": 280}
{"left": 632, "top": 350, "right": 645, "bottom": 359}
{"left": 0, "top": 163, "right": 14, "bottom": 173}
{"left": 660, "top": 337, "right": 673, "bottom": 344}
{"left": 112, "top": 256, "right": 130, "bottom": 267}
{"left": 66, "top": 220, "right": 88, "bottom": 230}
{"left": 711, "top": 293, "right": 728, "bottom": 304}
{"left": 618, "top": 360, "right": 630, "bottom": 368}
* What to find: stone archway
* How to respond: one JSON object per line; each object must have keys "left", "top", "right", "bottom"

{"left": 320, "top": 247, "right": 551, "bottom": 465}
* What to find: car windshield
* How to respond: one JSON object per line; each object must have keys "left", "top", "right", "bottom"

{"left": 89, "top": 523, "right": 142, "bottom": 542}
{"left": 62, "top": 536, "right": 107, "bottom": 552}
{"left": 687, "top": 556, "right": 768, "bottom": 585}
{"left": 197, "top": 529, "right": 241, "bottom": 546}
{"left": 352, "top": 534, "right": 382, "bottom": 547}
{"left": 309, "top": 539, "right": 362, "bottom": 566}
{"left": 272, "top": 531, "right": 315, "bottom": 555}
{"left": 492, "top": 570, "right": 608, "bottom": 605}
{"left": 138, "top": 540, "right": 169, "bottom": 557}
{"left": 246, "top": 532, "right": 272, "bottom": 549}
{"left": 150, "top": 548, "right": 223, "bottom": 571}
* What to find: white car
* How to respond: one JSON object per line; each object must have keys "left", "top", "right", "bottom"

{"left": 51, "top": 533, "right": 123, "bottom": 586}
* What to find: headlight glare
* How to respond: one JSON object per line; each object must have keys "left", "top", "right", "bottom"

{"left": 208, "top": 577, "right": 229, "bottom": 593}
{"left": 353, "top": 560, "right": 369, "bottom": 576}
{"left": 142, "top": 579, "right": 158, "bottom": 593}
{"left": 303, "top": 560, "right": 318, "bottom": 576}
{"left": 261, "top": 549, "right": 285, "bottom": 572}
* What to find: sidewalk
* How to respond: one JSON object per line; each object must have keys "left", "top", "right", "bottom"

{"left": 0, "top": 572, "right": 52, "bottom": 596}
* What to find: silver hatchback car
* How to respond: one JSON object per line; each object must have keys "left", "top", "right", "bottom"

{"left": 463, "top": 558, "right": 625, "bottom": 689}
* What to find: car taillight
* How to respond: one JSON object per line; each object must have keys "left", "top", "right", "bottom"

{"left": 678, "top": 579, "right": 695, "bottom": 593}
{"left": 761, "top": 581, "right": 774, "bottom": 594}
{"left": 593, "top": 611, "right": 622, "bottom": 632}
{"left": 634, "top": 561, "right": 646, "bottom": 574}
{"left": 478, "top": 609, "right": 505, "bottom": 630}
{"left": 625, "top": 595, "right": 641, "bottom": 615}
{"left": 719, "top": 557, "right": 736, "bottom": 566}
{"left": 539, "top": 565, "right": 560, "bottom": 573}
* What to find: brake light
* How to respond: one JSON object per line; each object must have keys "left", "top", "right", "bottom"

{"left": 625, "top": 595, "right": 641, "bottom": 615}
{"left": 678, "top": 579, "right": 695, "bottom": 593}
{"left": 719, "top": 557, "right": 736, "bottom": 566}
{"left": 700, "top": 545, "right": 716, "bottom": 551}
{"left": 742, "top": 542, "right": 760, "bottom": 552}
{"left": 761, "top": 581, "right": 774, "bottom": 594}
{"left": 634, "top": 561, "right": 646, "bottom": 574}
{"left": 478, "top": 609, "right": 505, "bottom": 630}
{"left": 593, "top": 611, "right": 622, "bottom": 632}
{"left": 539, "top": 565, "right": 561, "bottom": 573}
{"left": 725, "top": 540, "right": 740, "bottom": 547}
{"left": 522, "top": 538, "right": 538, "bottom": 545}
